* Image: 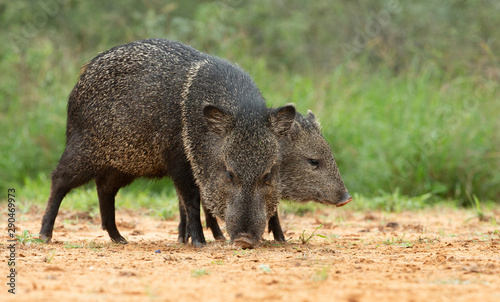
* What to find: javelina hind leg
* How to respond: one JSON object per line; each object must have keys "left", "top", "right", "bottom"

{"left": 268, "top": 213, "right": 286, "bottom": 242}
{"left": 40, "top": 149, "right": 95, "bottom": 243}
{"left": 95, "top": 169, "right": 134, "bottom": 244}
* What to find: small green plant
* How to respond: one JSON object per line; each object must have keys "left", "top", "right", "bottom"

{"left": 312, "top": 266, "right": 331, "bottom": 281}
{"left": 63, "top": 218, "right": 78, "bottom": 225}
{"left": 382, "top": 234, "right": 413, "bottom": 248}
{"left": 259, "top": 264, "right": 272, "bottom": 273}
{"left": 86, "top": 240, "right": 105, "bottom": 250}
{"left": 335, "top": 215, "right": 345, "bottom": 224}
{"left": 16, "top": 229, "right": 44, "bottom": 245}
{"left": 232, "top": 249, "right": 250, "bottom": 256}
{"left": 64, "top": 242, "right": 83, "bottom": 249}
{"left": 44, "top": 250, "right": 55, "bottom": 263}
{"left": 63, "top": 240, "right": 107, "bottom": 249}
{"left": 471, "top": 195, "right": 485, "bottom": 220}
{"left": 211, "top": 260, "right": 225, "bottom": 265}
{"left": 299, "top": 223, "right": 326, "bottom": 244}
{"left": 191, "top": 268, "right": 209, "bottom": 277}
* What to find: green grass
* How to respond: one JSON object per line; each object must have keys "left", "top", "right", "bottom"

{"left": 265, "top": 67, "right": 499, "bottom": 205}
{"left": 191, "top": 268, "right": 209, "bottom": 277}
{"left": 279, "top": 201, "right": 320, "bottom": 216}
{"left": 63, "top": 240, "right": 109, "bottom": 250}
{"left": 4, "top": 54, "right": 498, "bottom": 207}
{"left": 20, "top": 175, "right": 179, "bottom": 220}
{"left": 382, "top": 234, "right": 414, "bottom": 248}
{"left": 43, "top": 251, "right": 55, "bottom": 263}
{"left": 63, "top": 242, "right": 83, "bottom": 249}
{"left": 347, "top": 190, "right": 433, "bottom": 212}
{"left": 312, "top": 266, "right": 331, "bottom": 281}
{"left": 259, "top": 264, "right": 272, "bottom": 273}
{"left": 1, "top": 1, "right": 499, "bottom": 208}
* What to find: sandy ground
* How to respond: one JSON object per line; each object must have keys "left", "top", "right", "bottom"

{"left": 1, "top": 205, "right": 500, "bottom": 302}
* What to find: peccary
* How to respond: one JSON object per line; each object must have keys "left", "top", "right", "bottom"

{"left": 39, "top": 39, "right": 296, "bottom": 248}
{"left": 180, "top": 110, "right": 352, "bottom": 243}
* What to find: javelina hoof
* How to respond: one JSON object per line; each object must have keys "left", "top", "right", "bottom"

{"left": 111, "top": 236, "right": 128, "bottom": 244}
{"left": 178, "top": 236, "right": 187, "bottom": 244}
{"left": 40, "top": 235, "right": 52, "bottom": 244}
{"left": 192, "top": 241, "right": 206, "bottom": 248}
{"left": 234, "top": 235, "right": 257, "bottom": 249}
{"left": 335, "top": 192, "right": 353, "bottom": 207}
{"left": 214, "top": 234, "right": 227, "bottom": 241}
{"left": 177, "top": 236, "right": 206, "bottom": 247}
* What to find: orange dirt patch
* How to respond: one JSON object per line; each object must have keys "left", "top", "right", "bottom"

{"left": 1, "top": 206, "right": 500, "bottom": 302}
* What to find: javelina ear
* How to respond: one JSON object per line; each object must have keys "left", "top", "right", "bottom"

{"left": 288, "top": 120, "right": 302, "bottom": 140}
{"left": 203, "top": 104, "right": 232, "bottom": 135}
{"left": 271, "top": 104, "right": 296, "bottom": 136}
{"left": 307, "top": 109, "right": 321, "bottom": 130}
{"left": 306, "top": 110, "right": 316, "bottom": 121}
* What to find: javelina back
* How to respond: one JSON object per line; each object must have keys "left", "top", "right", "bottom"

{"left": 39, "top": 39, "right": 296, "bottom": 248}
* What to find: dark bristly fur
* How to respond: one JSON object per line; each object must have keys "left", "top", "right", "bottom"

{"left": 185, "top": 109, "right": 352, "bottom": 242}
{"left": 39, "top": 39, "right": 296, "bottom": 248}
{"left": 40, "top": 39, "right": 350, "bottom": 248}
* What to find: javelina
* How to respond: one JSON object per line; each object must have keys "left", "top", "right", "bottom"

{"left": 180, "top": 110, "right": 352, "bottom": 243}
{"left": 39, "top": 39, "right": 296, "bottom": 248}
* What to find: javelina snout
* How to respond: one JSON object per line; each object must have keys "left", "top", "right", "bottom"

{"left": 224, "top": 190, "right": 268, "bottom": 249}
{"left": 234, "top": 233, "right": 259, "bottom": 249}
{"left": 336, "top": 192, "right": 352, "bottom": 207}
{"left": 224, "top": 184, "right": 271, "bottom": 249}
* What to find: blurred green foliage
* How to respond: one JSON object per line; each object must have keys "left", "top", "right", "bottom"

{"left": 0, "top": 0, "right": 499, "bottom": 207}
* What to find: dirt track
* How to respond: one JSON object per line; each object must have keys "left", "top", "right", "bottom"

{"left": 1, "top": 205, "right": 500, "bottom": 302}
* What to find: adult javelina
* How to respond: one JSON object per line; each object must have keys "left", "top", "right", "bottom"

{"left": 182, "top": 110, "right": 352, "bottom": 243}
{"left": 39, "top": 39, "right": 296, "bottom": 248}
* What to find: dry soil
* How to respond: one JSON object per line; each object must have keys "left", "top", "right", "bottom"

{"left": 1, "top": 205, "right": 499, "bottom": 302}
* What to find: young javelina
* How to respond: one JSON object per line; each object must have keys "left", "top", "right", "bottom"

{"left": 181, "top": 110, "right": 352, "bottom": 243}
{"left": 39, "top": 39, "right": 296, "bottom": 248}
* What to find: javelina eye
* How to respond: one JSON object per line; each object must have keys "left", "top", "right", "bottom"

{"left": 263, "top": 172, "right": 272, "bottom": 185}
{"left": 225, "top": 170, "right": 235, "bottom": 182}
{"left": 308, "top": 159, "right": 320, "bottom": 168}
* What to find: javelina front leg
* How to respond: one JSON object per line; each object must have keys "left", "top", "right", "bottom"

{"left": 201, "top": 209, "right": 285, "bottom": 242}
{"left": 178, "top": 201, "right": 226, "bottom": 243}
{"left": 175, "top": 181, "right": 206, "bottom": 246}
{"left": 95, "top": 170, "right": 134, "bottom": 244}
{"left": 203, "top": 204, "right": 226, "bottom": 240}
